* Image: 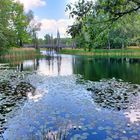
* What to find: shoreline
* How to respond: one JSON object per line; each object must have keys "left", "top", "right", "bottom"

{"left": 0, "top": 48, "right": 41, "bottom": 59}
{"left": 60, "top": 48, "right": 140, "bottom": 58}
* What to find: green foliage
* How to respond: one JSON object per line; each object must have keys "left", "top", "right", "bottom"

{"left": 0, "top": 28, "right": 9, "bottom": 55}
{"left": 61, "top": 48, "right": 140, "bottom": 58}
{"left": 66, "top": 0, "right": 140, "bottom": 50}
{"left": 44, "top": 34, "right": 51, "bottom": 44}
{"left": 97, "top": 0, "right": 140, "bottom": 21}
{"left": 60, "top": 38, "right": 73, "bottom": 46}
{"left": 0, "top": 0, "right": 12, "bottom": 53}
{"left": 38, "top": 38, "right": 45, "bottom": 45}
{"left": 11, "top": 2, "right": 31, "bottom": 47}
{"left": 0, "top": 0, "right": 40, "bottom": 54}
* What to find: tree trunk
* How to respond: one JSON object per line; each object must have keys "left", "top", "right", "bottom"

{"left": 88, "top": 43, "right": 92, "bottom": 52}
{"left": 33, "top": 32, "right": 39, "bottom": 50}
{"left": 108, "top": 34, "right": 110, "bottom": 50}
{"left": 107, "top": 31, "right": 111, "bottom": 50}
{"left": 19, "top": 39, "right": 23, "bottom": 47}
{"left": 122, "top": 42, "right": 124, "bottom": 49}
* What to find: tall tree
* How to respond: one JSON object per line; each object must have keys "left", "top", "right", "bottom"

{"left": 0, "top": 0, "right": 13, "bottom": 53}
{"left": 66, "top": 0, "right": 140, "bottom": 50}
{"left": 66, "top": 0, "right": 94, "bottom": 50}
{"left": 0, "top": 0, "right": 35, "bottom": 53}
{"left": 26, "top": 10, "right": 42, "bottom": 49}
{"left": 11, "top": 2, "right": 30, "bottom": 47}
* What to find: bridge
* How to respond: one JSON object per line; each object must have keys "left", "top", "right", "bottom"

{"left": 24, "top": 44, "right": 75, "bottom": 51}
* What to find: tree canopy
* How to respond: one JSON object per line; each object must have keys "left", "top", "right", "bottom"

{"left": 66, "top": 0, "right": 140, "bottom": 50}
{"left": 0, "top": 0, "right": 41, "bottom": 54}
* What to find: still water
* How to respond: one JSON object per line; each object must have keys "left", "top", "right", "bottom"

{"left": 0, "top": 53, "right": 140, "bottom": 140}
{"left": 1, "top": 54, "right": 140, "bottom": 84}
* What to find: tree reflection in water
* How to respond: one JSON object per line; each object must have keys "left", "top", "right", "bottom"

{"left": 2, "top": 54, "right": 140, "bottom": 83}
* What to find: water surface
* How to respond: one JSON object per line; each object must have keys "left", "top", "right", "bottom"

{"left": 0, "top": 53, "right": 140, "bottom": 139}
{"left": 1, "top": 54, "right": 140, "bottom": 84}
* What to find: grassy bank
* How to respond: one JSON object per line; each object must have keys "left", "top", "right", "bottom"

{"left": 60, "top": 48, "right": 140, "bottom": 58}
{"left": 0, "top": 48, "right": 41, "bottom": 59}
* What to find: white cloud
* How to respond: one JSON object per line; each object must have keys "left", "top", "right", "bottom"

{"left": 38, "top": 0, "right": 96, "bottom": 38}
{"left": 16, "top": 0, "right": 46, "bottom": 11}
{"left": 38, "top": 18, "right": 74, "bottom": 38}
{"left": 15, "top": 0, "right": 95, "bottom": 38}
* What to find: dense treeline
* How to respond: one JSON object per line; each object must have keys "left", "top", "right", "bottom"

{"left": 0, "top": 0, "right": 41, "bottom": 54}
{"left": 38, "top": 34, "right": 73, "bottom": 46}
{"left": 66, "top": 0, "right": 140, "bottom": 50}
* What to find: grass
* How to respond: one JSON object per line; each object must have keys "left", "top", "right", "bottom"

{"left": 60, "top": 48, "right": 140, "bottom": 58}
{"left": 0, "top": 48, "right": 41, "bottom": 59}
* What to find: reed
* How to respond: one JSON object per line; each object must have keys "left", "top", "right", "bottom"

{"left": 60, "top": 48, "right": 140, "bottom": 58}
{"left": 0, "top": 48, "right": 40, "bottom": 59}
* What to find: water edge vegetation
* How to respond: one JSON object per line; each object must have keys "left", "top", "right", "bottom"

{"left": 60, "top": 47, "right": 140, "bottom": 58}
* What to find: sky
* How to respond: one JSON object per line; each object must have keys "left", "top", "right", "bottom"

{"left": 17, "top": 0, "right": 77, "bottom": 38}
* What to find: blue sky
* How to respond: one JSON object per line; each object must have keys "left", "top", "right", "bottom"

{"left": 18, "top": 0, "right": 75, "bottom": 38}
{"left": 33, "top": 0, "right": 68, "bottom": 19}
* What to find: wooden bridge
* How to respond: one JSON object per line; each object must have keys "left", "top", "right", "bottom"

{"left": 24, "top": 44, "right": 75, "bottom": 51}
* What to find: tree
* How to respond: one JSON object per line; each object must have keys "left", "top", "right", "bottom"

{"left": 31, "top": 21, "right": 41, "bottom": 49}
{"left": 0, "top": 0, "right": 35, "bottom": 54}
{"left": 38, "top": 38, "right": 45, "bottom": 45}
{"left": 66, "top": 0, "right": 93, "bottom": 20}
{"left": 44, "top": 34, "right": 51, "bottom": 44}
{"left": 26, "top": 10, "right": 42, "bottom": 49}
{"left": 96, "top": 0, "right": 140, "bottom": 21}
{"left": 0, "top": 0, "right": 13, "bottom": 52}
{"left": 11, "top": 2, "right": 30, "bottom": 47}
{"left": 66, "top": 0, "right": 140, "bottom": 50}
{"left": 0, "top": 25, "right": 9, "bottom": 54}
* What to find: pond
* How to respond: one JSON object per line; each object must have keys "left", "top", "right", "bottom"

{"left": 0, "top": 52, "right": 140, "bottom": 140}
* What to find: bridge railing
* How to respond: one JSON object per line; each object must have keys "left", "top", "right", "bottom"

{"left": 23, "top": 44, "right": 74, "bottom": 48}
